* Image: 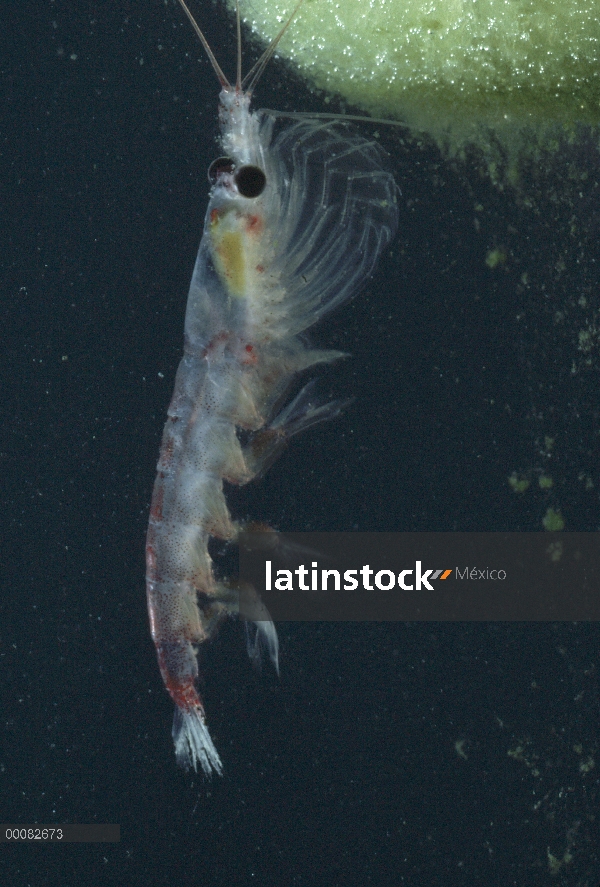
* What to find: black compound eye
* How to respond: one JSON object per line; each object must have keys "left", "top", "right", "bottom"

{"left": 234, "top": 165, "right": 267, "bottom": 198}
{"left": 208, "top": 156, "right": 235, "bottom": 185}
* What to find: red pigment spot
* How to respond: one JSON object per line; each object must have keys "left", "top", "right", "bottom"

{"left": 150, "top": 484, "right": 164, "bottom": 521}
{"left": 210, "top": 208, "right": 220, "bottom": 224}
{"left": 246, "top": 214, "right": 263, "bottom": 235}
{"left": 256, "top": 264, "right": 264, "bottom": 273}
{"left": 163, "top": 672, "right": 202, "bottom": 711}
{"left": 242, "top": 342, "right": 258, "bottom": 366}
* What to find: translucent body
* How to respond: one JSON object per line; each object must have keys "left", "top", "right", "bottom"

{"left": 146, "top": 86, "right": 398, "bottom": 774}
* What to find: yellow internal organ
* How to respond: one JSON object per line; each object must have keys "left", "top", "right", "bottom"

{"left": 210, "top": 209, "right": 262, "bottom": 299}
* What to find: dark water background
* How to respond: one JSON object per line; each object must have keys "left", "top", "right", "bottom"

{"left": 2, "top": 1, "right": 600, "bottom": 884}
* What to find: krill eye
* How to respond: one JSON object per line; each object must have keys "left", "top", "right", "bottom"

{"left": 235, "top": 165, "right": 267, "bottom": 198}
{"left": 208, "top": 156, "right": 235, "bottom": 185}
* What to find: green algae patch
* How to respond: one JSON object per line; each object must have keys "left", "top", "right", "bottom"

{"left": 235, "top": 0, "right": 600, "bottom": 168}
{"left": 542, "top": 507, "right": 565, "bottom": 531}
{"left": 508, "top": 473, "right": 530, "bottom": 494}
